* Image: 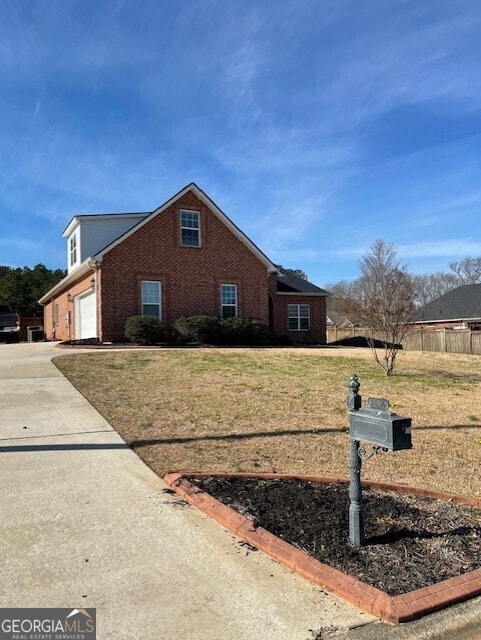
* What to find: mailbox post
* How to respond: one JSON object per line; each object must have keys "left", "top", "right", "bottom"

{"left": 347, "top": 374, "right": 412, "bottom": 547}
{"left": 347, "top": 374, "right": 364, "bottom": 546}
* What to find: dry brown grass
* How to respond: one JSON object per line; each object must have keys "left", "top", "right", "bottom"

{"left": 54, "top": 347, "right": 481, "bottom": 498}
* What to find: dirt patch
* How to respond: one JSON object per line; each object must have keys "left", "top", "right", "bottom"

{"left": 191, "top": 476, "right": 481, "bottom": 596}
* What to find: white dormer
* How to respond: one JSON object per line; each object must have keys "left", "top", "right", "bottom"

{"left": 63, "top": 212, "right": 149, "bottom": 273}
{"left": 67, "top": 224, "right": 81, "bottom": 273}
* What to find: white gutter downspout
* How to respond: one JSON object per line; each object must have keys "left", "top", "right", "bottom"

{"left": 89, "top": 259, "right": 101, "bottom": 342}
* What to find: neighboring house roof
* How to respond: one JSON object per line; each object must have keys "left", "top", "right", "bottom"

{"left": 276, "top": 272, "right": 329, "bottom": 296}
{"left": 415, "top": 284, "right": 481, "bottom": 323}
{"left": 326, "top": 310, "right": 355, "bottom": 328}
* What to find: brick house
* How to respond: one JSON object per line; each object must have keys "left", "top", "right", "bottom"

{"left": 414, "top": 284, "right": 481, "bottom": 331}
{"left": 39, "top": 183, "right": 328, "bottom": 343}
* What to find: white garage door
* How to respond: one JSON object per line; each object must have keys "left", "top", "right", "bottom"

{"left": 76, "top": 291, "right": 97, "bottom": 339}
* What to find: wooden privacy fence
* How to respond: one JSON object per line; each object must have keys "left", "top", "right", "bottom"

{"left": 327, "top": 326, "right": 481, "bottom": 356}
{"left": 402, "top": 329, "right": 481, "bottom": 355}
{"left": 326, "top": 327, "right": 368, "bottom": 343}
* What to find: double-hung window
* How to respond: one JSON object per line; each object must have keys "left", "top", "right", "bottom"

{"left": 141, "top": 281, "right": 162, "bottom": 318}
{"left": 288, "top": 304, "right": 310, "bottom": 331}
{"left": 180, "top": 210, "right": 200, "bottom": 247}
{"left": 69, "top": 234, "right": 78, "bottom": 267}
{"left": 221, "top": 284, "right": 238, "bottom": 318}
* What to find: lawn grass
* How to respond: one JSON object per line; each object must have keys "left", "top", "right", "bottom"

{"left": 54, "top": 346, "right": 481, "bottom": 498}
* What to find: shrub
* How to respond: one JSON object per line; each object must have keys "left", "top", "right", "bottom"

{"left": 220, "top": 316, "right": 268, "bottom": 346}
{"left": 125, "top": 316, "right": 166, "bottom": 345}
{"left": 293, "top": 329, "right": 320, "bottom": 345}
{"left": 173, "top": 315, "right": 222, "bottom": 344}
{"left": 269, "top": 334, "right": 292, "bottom": 346}
{"left": 173, "top": 315, "right": 268, "bottom": 346}
{"left": 163, "top": 325, "right": 189, "bottom": 346}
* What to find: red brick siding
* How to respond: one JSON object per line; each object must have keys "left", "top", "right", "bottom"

{"left": 416, "top": 321, "right": 480, "bottom": 330}
{"left": 43, "top": 271, "right": 96, "bottom": 341}
{"left": 98, "top": 191, "right": 271, "bottom": 342}
{"left": 269, "top": 275, "right": 327, "bottom": 344}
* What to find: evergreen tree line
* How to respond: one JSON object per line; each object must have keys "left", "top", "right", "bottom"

{"left": 0, "top": 264, "right": 66, "bottom": 316}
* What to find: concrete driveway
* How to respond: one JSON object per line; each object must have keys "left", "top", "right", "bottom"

{"left": 0, "top": 342, "right": 375, "bottom": 639}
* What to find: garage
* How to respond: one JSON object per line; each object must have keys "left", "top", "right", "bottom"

{"left": 75, "top": 291, "right": 97, "bottom": 339}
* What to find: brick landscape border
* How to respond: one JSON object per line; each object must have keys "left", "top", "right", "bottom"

{"left": 164, "top": 472, "right": 481, "bottom": 624}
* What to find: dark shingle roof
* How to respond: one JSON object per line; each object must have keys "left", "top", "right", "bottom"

{"left": 326, "top": 311, "right": 354, "bottom": 328}
{"left": 415, "top": 284, "right": 481, "bottom": 322}
{"left": 276, "top": 272, "right": 329, "bottom": 295}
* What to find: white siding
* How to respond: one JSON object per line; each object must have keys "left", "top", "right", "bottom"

{"left": 79, "top": 214, "right": 149, "bottom": 262}
{"left": 65, "top": 214, "right": 149, "bottom": 273}
{"left": 67, "top": 227, "right": 81, "bottom": 274}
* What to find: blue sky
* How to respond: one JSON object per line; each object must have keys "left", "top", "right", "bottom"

{"left": 1, "top": 0, "right": 481, "bottom": 287}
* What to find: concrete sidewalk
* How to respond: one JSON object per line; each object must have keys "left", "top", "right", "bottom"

{"left": 0, "top": 342, "right": 375, "bottom": 639}
{"left": 1, "top": 343, "right": 480, "bottom": 640}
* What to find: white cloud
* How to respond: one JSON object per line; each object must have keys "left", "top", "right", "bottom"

{"left": 248, "top": 188, "right": 332, "bottom": 261}
{"left": 411, "top": 192, "right": 481, "bottom": 226}
{"left": 213, "top": 126, "right": 354, "bottom": 175}
{"left": 398, "top": 240, "right": 481, "bottom": 259}
{"left": 332, "top": 239, "right": 481, "bottom": 262}
{"left": 32, "top": 100, "right": 41, "bottom": 121}
{"left": 307, "top": 7, "right": 481, "bottom": 135}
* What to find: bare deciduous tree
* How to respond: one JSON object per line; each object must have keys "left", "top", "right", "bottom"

{"left": 324, "top": 279, "right": 358, "bottom": 316}
{"left": 411, "top": 272, "right": 459, "bottom": 307}
{"left": 448, "top": 257, "right": 481, "bottom": 285}
{"left": 351, "top": 239, "right": 415, "bottom": 376}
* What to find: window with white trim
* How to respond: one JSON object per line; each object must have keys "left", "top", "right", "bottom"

{"left": 288, "top": 304, "right": 310, "bottom": 331}
{"left": 69, "top": 234, "right": 78, "bottom": 267}
{"left": 221, "top": 284, "right": 238, "bottom": 318}
{"left": 180, "top": 210, "right": 201, "bottom": 247}
{"left": 141, "top": 281, "right": 162, "bottom": 318}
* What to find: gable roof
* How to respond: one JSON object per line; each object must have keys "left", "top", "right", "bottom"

{"left": 326, "top": 310, "right": 355, "bottom": 327}
{"left": 39, "top": 184, "right": 280, "bottom": 304}
{"left": 276, "top": 272, "right": 329, "bottom": 295}
{"left": 62, "top": 212, "right": 150, "bottom": 237}
{"left": 93, "top": 183, "right": 278, "bottom": 272}
{"left": 415, "top": 284, "right": 481, "bottom": 323}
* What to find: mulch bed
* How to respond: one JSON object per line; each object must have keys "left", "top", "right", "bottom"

{"left": 190, "top": 476, "right": 481, "bottom": 596}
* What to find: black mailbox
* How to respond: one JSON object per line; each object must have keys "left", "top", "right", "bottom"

{"left": 349, "top": 397, "right": 412, "bottom": 452}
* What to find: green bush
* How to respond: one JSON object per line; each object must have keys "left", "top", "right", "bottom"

{"left": 173, "top": 315, "right": 268, "bottom": 346}
{"left": 220, "top": 316, "right": 268, "bottom": 346}
{"left": 163, "top": 325, "right": 189, "bottom": 346}
{"left": 125, "top": 316, "right": 166, "bottom": 345}
{"left": 269, "top": 334, "right": 292, "bottom": 346}
{"left": 173, "top": 315, "right": 222, "bottom": 344}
